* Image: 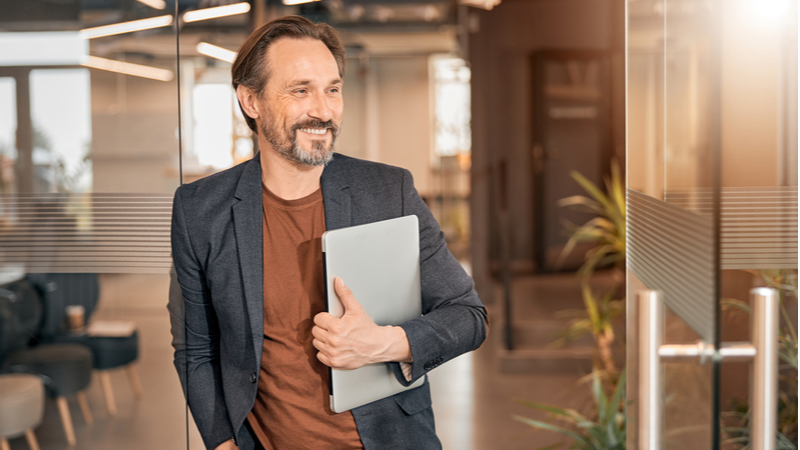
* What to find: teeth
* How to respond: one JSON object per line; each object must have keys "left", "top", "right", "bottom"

{"left": 300, "top": 128, "right": 327, "bottom": 135}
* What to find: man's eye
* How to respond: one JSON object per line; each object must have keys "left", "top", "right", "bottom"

{"left": 295, "top": 89, "right": 307, "bottom": 94}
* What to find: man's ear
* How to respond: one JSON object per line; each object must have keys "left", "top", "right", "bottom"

{"left": 236, "top": 85, "right": 260, "bottom": 120}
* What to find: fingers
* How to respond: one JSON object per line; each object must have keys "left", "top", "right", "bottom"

{"left": 316, "top": 351, "right": 331, "bottom": 367}
{"left": 313, "top": 311, "right": 336, "bottom": 329}
{"left": 334, "top": 277, "right": 364, "bottom": 315}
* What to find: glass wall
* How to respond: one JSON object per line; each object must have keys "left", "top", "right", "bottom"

{"left": 0, "top": 1, "right": 188, "bottom": 448}
{"left": 0, "top": 1, "right": 469, "bottom": 448}
{"left": 627, "top": 0, "right": 797, "bottom": 448}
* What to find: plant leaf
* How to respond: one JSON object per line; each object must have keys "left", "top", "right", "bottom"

{"left": 512, "top": 415, "right": 591, "bottom": 446}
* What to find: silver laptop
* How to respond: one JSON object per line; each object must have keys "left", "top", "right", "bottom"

{"left": 321, "top": 215, "right": 426, "bottom": 413}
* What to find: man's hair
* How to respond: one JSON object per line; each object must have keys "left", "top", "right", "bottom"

{"left": 232, "top": 15, "right": 346, "bottom": 133}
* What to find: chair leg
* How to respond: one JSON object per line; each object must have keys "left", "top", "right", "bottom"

{"left": 76, "top": 391, "right": 93, "bottom": 425}
{"left": 99, "top": 371, "right": 117, "bottom": 416}
{"left": 25, "top": 429, "right": 41, "bottom": 450}
{"left": 126, "top": 364, "right": 143, "bottom": 399}
{"left": 1, "top": 437, "right": 10, "bottom": 450}
{"left": 56, "top": 396, "right": 77, "bottom": 446}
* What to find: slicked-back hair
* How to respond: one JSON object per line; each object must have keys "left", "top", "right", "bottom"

{"left": 232, "top": 15, "right": 346, "bottom": 134}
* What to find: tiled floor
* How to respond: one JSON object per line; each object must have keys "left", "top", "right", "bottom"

{"left": 8, "top": 272, "right": 597, "bottom": 450}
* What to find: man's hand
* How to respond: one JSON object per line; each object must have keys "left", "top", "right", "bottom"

{"left": 214, "top": 439, "right": 237, "bottom": 450}
{"left": 312, "top": 277, "right": 412, "bottom": 369}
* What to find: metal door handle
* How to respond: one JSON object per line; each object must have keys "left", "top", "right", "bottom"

{"left": 635, "top": 288, "right": 778, "bottom": 449}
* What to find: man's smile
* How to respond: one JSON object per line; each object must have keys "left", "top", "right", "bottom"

{"left": 299, "top": 127, "right": 328, "bottom": 136}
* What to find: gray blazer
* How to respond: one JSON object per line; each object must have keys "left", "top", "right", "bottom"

{"left": 168, "top": 153, "right": 487, "bottom": 450}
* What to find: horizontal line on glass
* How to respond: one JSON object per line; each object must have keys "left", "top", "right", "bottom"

{"left": 9, "top": 212, "right": 171, "bottom": 216}
{"left": 722, "top": 263, "right": 798, "bottom": 270}
{"left": 5, "top": 221, "right": 170, "bottom": 226}
{"left": 626, "top": 208, "right": 713, "bottom": 246}
{"left": 0, "top": 256, "right": 172, "bottom": 262}
{"left": 722, "top": 244, "right": 798, "bottom": 250}
{"left": 720, "top": 227, "right": 798, "bottom": 233}
{"left": 2, "top": 252, "right": 170, "bottom": 257}
{"left": 0, "top": 202, "right": 173, "bottom": 207}
{"left": 0, "top": 242, "right": 171, "bottom": 247}
{"left": 627, "top": 216, "right": 714, "bottom": 264}
{"left": 0, "top": 193, "right": 175, "bottom": 198}
{"left": 1, "top": 265, "right": 173, "bottom": 273}
{"left": 627, "top": 263, "right": 713, "bottom": 306}
{"left": 627, "top": 245, "right": 714, "bottom": 292}
{"left": 0, "top": 231, "right": 170, "bottom": 237}
{"left": 666, "top": 186, "right": 798, "bottom": 192}
{"left": 1, "top": 225, "right": 169, "bottom": 230}
{"left": 668, "top": 201, "right": 797, "bottom": 207}
{"left": 627, "top": 234, "right": 714, "bottom": 276}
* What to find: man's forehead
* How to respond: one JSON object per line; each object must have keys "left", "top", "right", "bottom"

{"left": 266, "top": 37, "right": 337, "bottom": 69}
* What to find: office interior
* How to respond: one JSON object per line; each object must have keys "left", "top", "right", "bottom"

{"left": 0, "top": 0, "right": 796, "bottom": 449}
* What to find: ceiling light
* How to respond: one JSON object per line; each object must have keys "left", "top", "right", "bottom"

{"left": 81, "top": 55, "right": 174, "bottom": 81}
{"left": 753, "top": 0, "right": 790, "bottom": 18}
{"left": 459, "top": 0, "right": 501, "bottom": 11}
{"left": 197, "top": 42, "right": 237, "bottom": 63}
{"left": 78, "top": 15, "right": 173, "bottom": 39}
{"left": 136, "top": 0, "right": 167, "bottom": 9}
{"left": 183, "top": 2, "right": 251, "bottom": 23}
{"left": 282, "top": 0, "right": 320, "bottom": 5}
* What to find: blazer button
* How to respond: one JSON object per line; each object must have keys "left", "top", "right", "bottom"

{"left": 249, "top": 372, "right": 257, "bottom": 383}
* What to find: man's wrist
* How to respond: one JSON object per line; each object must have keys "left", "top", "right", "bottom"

{"left": 378, "top": 325, "right": 412, "bottom": 363}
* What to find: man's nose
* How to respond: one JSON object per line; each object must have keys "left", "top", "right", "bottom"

{"left": 307, "top": 94, "right": 333, "bottom": 122}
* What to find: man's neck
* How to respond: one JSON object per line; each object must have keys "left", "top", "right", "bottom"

{"left": 259, "top": 144, "right": 325, "bottom": 200}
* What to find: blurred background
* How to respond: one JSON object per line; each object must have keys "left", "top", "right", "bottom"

{"left": 0, "top": 0, "right": 795, "bottom": 449}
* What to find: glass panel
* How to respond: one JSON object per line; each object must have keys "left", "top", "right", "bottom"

{"left": 0, "top": 1, "right": 187, "bottom": 448}
{"left": 627, "top": 0, "right": 716, "bottom": 444}
{"left": 628, "top": 0, "right": 798, "bottom": 449}
{"left": 715, "top": 1, "right": 798, "bottom": 448}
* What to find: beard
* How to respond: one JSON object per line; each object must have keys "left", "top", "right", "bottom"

{"left": 260, "top": 116, "right": 340, "bottom": 167}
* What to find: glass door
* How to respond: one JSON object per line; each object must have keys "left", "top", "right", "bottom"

{"left": 0, "top": 1, "right": 186, "bottom": 448}
{"left": 626, "top": 0, "right": 797, "bottom": 448}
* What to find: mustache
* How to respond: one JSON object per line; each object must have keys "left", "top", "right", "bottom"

{"left": 291, "top": 119, "right": 340, "bottom": 136}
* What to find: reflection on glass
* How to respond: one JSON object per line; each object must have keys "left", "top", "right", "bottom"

{"left": 30, "top": 69, "right": 92, "bottom": 193}
{"left": 0, "top": 78, "right": 16, "bottom": 186}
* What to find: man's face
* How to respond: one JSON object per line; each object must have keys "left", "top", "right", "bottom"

{"left": 258, "top": 38, "right": 343, "bottom": 166}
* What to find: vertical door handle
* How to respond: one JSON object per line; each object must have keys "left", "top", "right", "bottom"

{"left": 637, "top": 290, "right": 663, "bottom": 450}
{"left": 750, "top": 288, "right": 779, "bottom": 450}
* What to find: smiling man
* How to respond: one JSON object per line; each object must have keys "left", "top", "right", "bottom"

{"left": 169, "top": 16, "right": 487, "bottom": 450}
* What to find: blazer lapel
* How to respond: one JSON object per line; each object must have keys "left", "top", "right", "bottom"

{"left": 321, "top": 155, "right": 352, "bottom": 231}
{"left": 232, "top": 156, "right": 264, "bottom": 363}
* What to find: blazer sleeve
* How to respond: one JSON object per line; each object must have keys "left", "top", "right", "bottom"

{"left": 393, "top": 169, "right": 488, "bottom": 385}
{"left": 170, "top": 187, "right": 236, "bottom": 450}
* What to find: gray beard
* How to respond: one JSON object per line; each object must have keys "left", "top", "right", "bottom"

{"left": 260, "top": 120, "right": 337, "bottom": 167}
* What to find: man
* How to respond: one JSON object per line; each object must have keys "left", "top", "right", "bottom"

{"left": 169, "top": 15, "right": 487, "bottom": 450}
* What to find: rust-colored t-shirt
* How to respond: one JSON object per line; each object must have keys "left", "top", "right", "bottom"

{"left": 246, "top": 185, "right": 363, "bottom": 450}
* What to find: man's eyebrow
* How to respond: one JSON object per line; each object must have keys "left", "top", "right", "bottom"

{"left": 289, "top": 78, "right": 343, "bottom": 86}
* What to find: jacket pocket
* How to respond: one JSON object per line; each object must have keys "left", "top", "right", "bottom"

{"left": 393, "top": 378, "right": 431, "bottom": 415}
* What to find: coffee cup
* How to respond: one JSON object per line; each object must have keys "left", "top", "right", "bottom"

{"left": 66, "top": 305, "right": 85, "bottom": 330}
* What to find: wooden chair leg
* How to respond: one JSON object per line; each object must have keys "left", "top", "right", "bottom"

{"left": 99, "top": 371, "right": 117, "bottom": 416}
{"left": 76, "top": 391, "right": 93, "bottom": 425}
{"left": 126, "top": 364, "right": 143, "bottom": 399}
{"left": 56, "top": 396, "right": 77, "bottom": 446}
{"left": 1, "top": 437, "right": 10, "bottom": 450}
{"left": 25, "top": 429, "right": 41, "bottom": 450}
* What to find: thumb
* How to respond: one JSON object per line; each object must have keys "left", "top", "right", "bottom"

{"left": 334, "top": 277, "right": 364, "bottom": 315}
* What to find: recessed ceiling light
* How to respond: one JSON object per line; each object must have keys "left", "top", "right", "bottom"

{"left": 183, "top": 3, "right": 251, "bottom": 23}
